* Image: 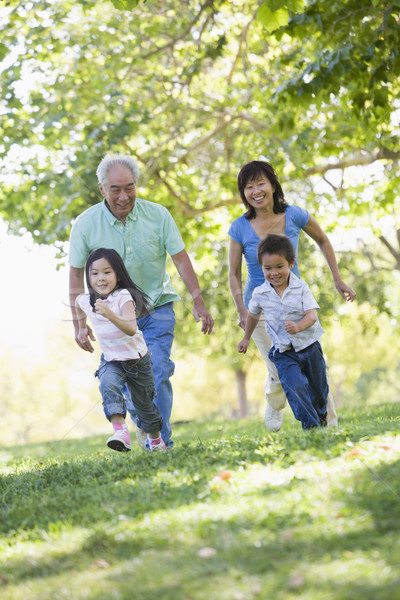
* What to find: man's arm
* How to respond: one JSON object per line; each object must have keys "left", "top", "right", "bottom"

{"left": 69, "top": 266, "right": 96, "bottom": 351}
{"left": 171, "top": 249, "right": 214, "bottom": 334}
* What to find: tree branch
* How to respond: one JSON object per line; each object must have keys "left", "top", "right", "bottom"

{"left": 139, "top": 0, "right": 216, "bottom": 60}
{"left": 304, "top": 148, "right": 400, "bottom": 176}
{"left": 379, "top": 234, "right": 400, "bottom": 270}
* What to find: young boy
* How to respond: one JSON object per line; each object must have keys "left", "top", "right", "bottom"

{"left": 238, "top": 234, "right": 328, "bottom": 429}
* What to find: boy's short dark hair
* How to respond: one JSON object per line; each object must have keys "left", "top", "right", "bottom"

{"left": 257, "top": 234, "right": 295, "bottom": 266}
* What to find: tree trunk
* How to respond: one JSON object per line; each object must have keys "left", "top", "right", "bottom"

{"left": 235, "top": 368, "right": 249, "bottom": 418}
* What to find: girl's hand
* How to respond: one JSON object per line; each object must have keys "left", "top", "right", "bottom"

{"left": 335, "top": 279, "right": 356, "bottom": 302}
{"left": 94, "top": 298, "right": 113, "bottom": 318}
{"left": 238, "top": 338, "right": 250, "bottom": 353}
{"left": 285, "top": 320, "right": 299, "bottom": 334}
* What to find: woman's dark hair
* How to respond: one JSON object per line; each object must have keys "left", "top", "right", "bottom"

{"left": 85, "top": 248, "right": 150, "bottom": 317}
{"left": 257, "top": 234, "right": 295, "bottom": 266}
{"left": 237, "top": 160, "right": 288, "bottom": 219}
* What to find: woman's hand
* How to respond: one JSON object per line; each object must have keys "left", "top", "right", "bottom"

{"left": 238, "top": 337, "right": 250, "bottom": 353}
{"left": 334, "top": 279, "right": 356, "bottom": 302}
{"left": 237, "top": 308, "right": 248, "bottom": 330}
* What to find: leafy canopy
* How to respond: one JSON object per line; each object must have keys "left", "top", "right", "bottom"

{"left": 0, "top": 0, "right": 399, "bottom": 248}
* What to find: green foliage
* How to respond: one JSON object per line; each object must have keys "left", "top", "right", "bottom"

{"left": 1, "top": 405, "right": 400, "bottom": 599}
{"left": 111, "top": 0, "right": 146, "bottom": 10}
{"left": 0, "top": 0, "right": 399, "bottom": 247}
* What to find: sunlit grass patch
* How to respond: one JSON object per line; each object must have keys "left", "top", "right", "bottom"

{"left": 0, "top": 403, "right": 399, "bottom": 600}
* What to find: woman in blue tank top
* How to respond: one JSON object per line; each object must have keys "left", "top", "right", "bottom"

{"left": 228, "top": 161, "right": 355, "bottom": 431}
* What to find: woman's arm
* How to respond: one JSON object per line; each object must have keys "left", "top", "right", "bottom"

{"left": 94, "top": 299, "right": 138, "bottom": 336}
{"left": 228, "top": 237, "right": 248, "bottom": 329}
{"left": 303, "top": 215, "right": 356, "bottom": 302}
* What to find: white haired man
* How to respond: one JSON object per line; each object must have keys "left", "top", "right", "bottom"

{"left": 69, "top": 154, "right": 214, "bottom": 448}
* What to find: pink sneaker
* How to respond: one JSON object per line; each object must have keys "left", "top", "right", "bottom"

{"left": 149, "top": 437, "right": 167, "bottom": 452}
{"left": 106, "top": 428, "right": 131, "bottom": 452}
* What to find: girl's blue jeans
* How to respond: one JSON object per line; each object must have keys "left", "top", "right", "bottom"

{"left": 127, "top": 302, "right": 176, "bottom": 447}
{"left": 96, "top": 351, "right": 163, "bottom": 434}
{"left": 269, "top": 341, "right": 328, "bottom": 429}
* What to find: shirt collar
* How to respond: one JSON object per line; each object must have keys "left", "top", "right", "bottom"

{"left": 127, "top": 200, "right": 138, "bottom": 221}
{"left": 101, "top": 199, "right": 137, "bottom": 225}
{"left": 287, "top": 271, "right": 302, "bottom": 288}
{"left": 262, "top": 271, "right": 302, "bottom": 294}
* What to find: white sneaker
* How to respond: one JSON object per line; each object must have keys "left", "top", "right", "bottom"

{"left": 264, "top": 402, "right": 283, "bottom": 432}
{"left": 135, "top": 425, "right": 148, "bottom": 450}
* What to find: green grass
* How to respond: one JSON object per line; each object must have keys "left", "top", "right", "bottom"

{"left": 1, "top": 404, "right": 400, "bottom": 600}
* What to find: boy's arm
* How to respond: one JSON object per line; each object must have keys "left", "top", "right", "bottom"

{"left": 285, "top": 308, "right": 317, "bottom": 334}
{"left": 238, "top": 311, "right": 260, "bottom": 353}
{"left": 94, "top": 299, "right": 138, "bottom": 336}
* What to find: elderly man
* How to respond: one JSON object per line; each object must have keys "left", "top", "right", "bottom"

{"left": 69, "top": 154, "right": 214, "bottom": 448}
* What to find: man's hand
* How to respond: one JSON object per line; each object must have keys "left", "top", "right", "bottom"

{"left": 193, "top": 303, "right": 214, "bottom": 334}
{"left": 75, "top": 325, "right": 96, "bottom": 352}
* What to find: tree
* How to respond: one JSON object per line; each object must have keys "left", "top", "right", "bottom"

{"left": 0, "top": 0, "right": 399, "bottom": 246}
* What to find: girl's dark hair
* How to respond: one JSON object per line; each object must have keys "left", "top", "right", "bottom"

{"left": 85, "top": 248, "right": 150, "bottom": 317}
{"left": 257, "top": 234, "right": 295, "bottom": 266}
{"left": 237, "top": 160, "right": 288, "bottom": 219}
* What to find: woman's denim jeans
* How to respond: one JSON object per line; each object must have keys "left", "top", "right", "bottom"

{"left": 96, "top": 351, "right": 162, "bottom": 434}
{"left": 269, "top": 341, "right": 328, "bottom": 429}
{"left": 126, "top": 302, "right": 176, "bottom": 447}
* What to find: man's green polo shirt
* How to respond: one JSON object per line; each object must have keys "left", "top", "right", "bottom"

{"left": 69, "top": 198, "right": 185, "bottom": 308}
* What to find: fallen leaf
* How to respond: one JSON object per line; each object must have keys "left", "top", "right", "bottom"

{"left": 344, "top": 446, "right": 364, "bottom": 458}
{"left": 218, "top": 470, "right": 232, "bottom": 481}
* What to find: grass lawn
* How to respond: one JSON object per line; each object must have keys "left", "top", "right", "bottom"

{"left": 1, "top": 403, "right": 400, "bottom": 600}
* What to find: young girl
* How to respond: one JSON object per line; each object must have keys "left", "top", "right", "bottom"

{"left": 75, "top": 248, "right": 166, "bottom": 452}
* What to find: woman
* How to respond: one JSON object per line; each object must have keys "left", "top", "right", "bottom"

{"left": 228, "top": 161, "right": 355, "bottom": 431}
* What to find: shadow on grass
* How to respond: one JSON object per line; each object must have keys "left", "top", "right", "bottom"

{"left": 1, "top": 403, "right": 399, "bottom": 538}
{"left": 81, "top": 458, "right": 400, "bottom": 600}
{"left": 1, "top": 403, "right": 399, "bottom": 599}
{"left": 5, "top": 457, "right": 398, "bottom": 600}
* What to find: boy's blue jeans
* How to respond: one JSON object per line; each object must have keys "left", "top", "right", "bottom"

{"left": 127, "top": 302, "right": 176, "bottom": 447}
{"left": 268, "top": 341, "right": 328, "bottom": 429}
{"left": 96, "top": 351, "right": 163, "bottom": 434}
